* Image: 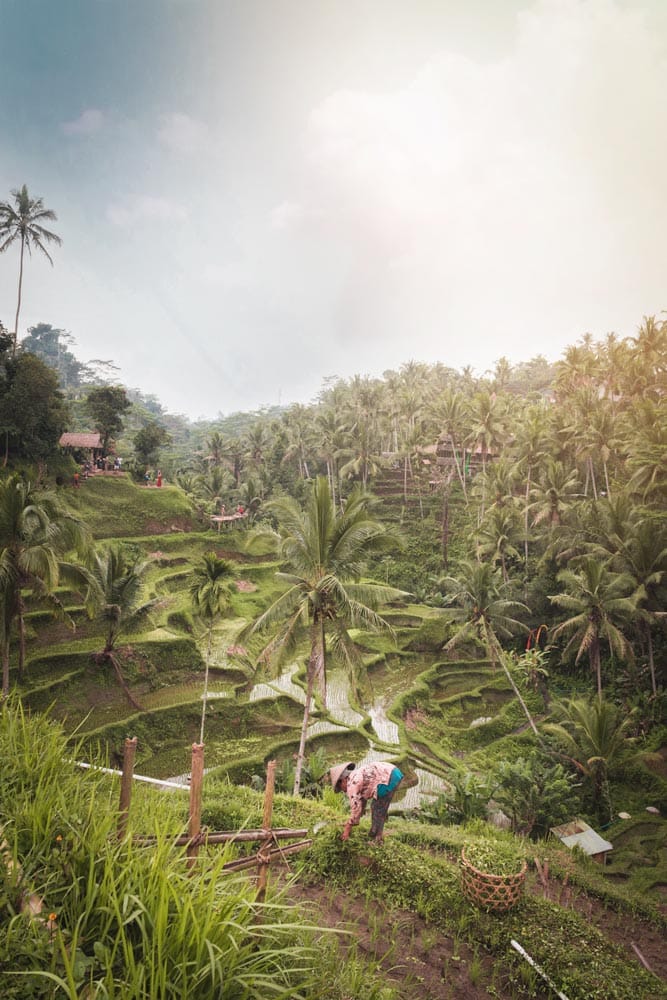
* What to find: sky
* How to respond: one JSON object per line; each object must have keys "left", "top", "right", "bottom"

{"left": 1, "top": 0, "right": 666, "bottom": 420}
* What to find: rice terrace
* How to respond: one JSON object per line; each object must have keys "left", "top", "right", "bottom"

{"left": 1, "top": 332, "right": 666, "bottom": 1000}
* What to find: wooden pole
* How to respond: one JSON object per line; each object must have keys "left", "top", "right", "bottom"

{"left": 117, "top": 737, "right": 137, "bottom": 839}
{"left": 256, "top": 759, "right": 276, "bottom": 901}
{"left": 186, "top": 743, "right": 205, "bottom": 871}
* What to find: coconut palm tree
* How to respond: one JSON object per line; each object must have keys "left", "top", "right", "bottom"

{"left": 514, "top": 403, "right": 551, "bottom": 574}
{"left": 544, "top": 696, "right": 634, "bottom": 820}
{"left": 0, "top": 185, "right": 62, "bottom": 353}
{"left": 190, "top": 552, "right": 236, "bottom": 743}
{"left": 0, "top": 475, "right": 90, "bottom": 695}
{"left": 440, "top": 559, "right": 539, "bottom": 738}
{"left": 529, "top": 459, "right": 581, "bottom": 534}
{"left": 427, "top": 386, "right": 470, "bottom": 499}
{"left": 549, "top": 557, "right": 636, "bottom": 700}
{"left": 475, "top": 505, "right": 522, "bottom": 584}
{"left": 84, "top": 545, "right": 155, "bottom": 709}
{"left": 608, "top": 516, "right": 667, "bottom": 696}
{"left": 243, "top": 476, "right": 403, "bottom": 795}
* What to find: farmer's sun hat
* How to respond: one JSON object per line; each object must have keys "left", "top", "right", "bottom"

{"left": 329, "top": 761, "right": 355, "bottom": 791}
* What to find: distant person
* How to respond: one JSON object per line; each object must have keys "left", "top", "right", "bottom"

{"left": 73, "top": 471, "right": 80, "bottom": 489}
{"left": 156, "top": 471, "right": 162, "bottom": 488}
{"left": 144, "top": 470, "right": 151, "bottom": 486}
{"left": 329, "top": 761, "right": 404, "bottom": 845}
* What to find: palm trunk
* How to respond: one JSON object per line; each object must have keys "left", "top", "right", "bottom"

{"left": 199, "top": 628, "right": 212, "bottom": 744}
{"left": 451, "top": 437, "right": 468, "bottom": 502}
{"left": 589, "top": 457, "right": 598, "bottom": 500}
{"left": 17, "top": 596, "right": 26, "bottom": 680}
{"left": 13, "top": 236, "right": 25, "bottom": 355}
{"left": 293, "top": 658, "right": 316, "bottom": 797}
{"left": 1, "top": 643, "right": 9, "bottom": 699}
{"left": 485, "top": 622, "right": 542, "bottom": 743}
{"left": 524, "top": 468, "right": 531, "bottom": 575}
{"left": 107, "top": 652, "right": 143, "bottom": 711}
{"left": 293, "top": 619, "right": 326, "bottom": 796}
{"left": 646, "top": 623, "right": 657, "bottom": 697}
{"left": 591, "top": 637, "right": 602, "bottom": 701}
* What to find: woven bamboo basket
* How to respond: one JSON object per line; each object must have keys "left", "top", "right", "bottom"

{"left": 460, "top": 847, "right": 527, "bottom": 913}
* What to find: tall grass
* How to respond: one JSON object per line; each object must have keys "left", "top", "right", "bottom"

{"left": 0, "top": 700, "right": 385, "bottom": 999}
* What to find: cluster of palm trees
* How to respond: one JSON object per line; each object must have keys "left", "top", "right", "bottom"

{"left": 0, "top": 474, "right": 157, "bottom": 701}
{"left": 174, "top": 322, "right": 666, "bottom": 702}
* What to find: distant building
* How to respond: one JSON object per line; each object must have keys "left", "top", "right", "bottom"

{"left": 550, "top": 819, "right": 613, "bottom": 864}
{"left": 59, "top": 432, "right": 103, "bottom": 465}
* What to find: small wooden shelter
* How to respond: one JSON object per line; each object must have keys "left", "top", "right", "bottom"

{"left": 59, "top": 432, "right": 103, "bottom": 465}
{"left": 550, "top": 819, "right": 613, "bottom": 864}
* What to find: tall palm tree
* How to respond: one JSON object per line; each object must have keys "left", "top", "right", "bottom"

{"left": 514, "top": 403, "right": 550, "bottom": 574}
{"left": 549, "top": 557, "right": 636, "bottom": 700}
{"left": 544, "top": 696, "right": 634, "bottom": 820}
{"left": 190, "top": 552, "right": 236, "bottom": 743}
{"left": 466, "top": 390, "right": 507, "bottom": 522}
{"left": 84, "top": 545, "right": 155, "bottom": 709}
{"left": 608, "top": 516, "right": 667, "bottom": 696}
{"left": 529, "top": 459, "right": 581, "bottom": 533}
{"left": 0, "top": 185, "right": 62, "bottom": 353}
{"left": 0, "top": 475, "right": 90, "bottom": 695}
{"left": 243, "top": 476, "right": 402, "bottom": 795}
{"left": 428, "top": 387, "right": 470, "bottom": 500}
{"left": 475, "top": 505, "right": 522, "bottom": 584}
{"left": 440, "top": 559, "right": 539, "bottom": 738}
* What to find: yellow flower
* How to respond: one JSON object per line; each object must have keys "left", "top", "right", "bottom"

{"left": 55, "top": 835, "right": 62, "bottom": 843}
{"left": 48, "top": 912, "right": 57, "bottom": 922}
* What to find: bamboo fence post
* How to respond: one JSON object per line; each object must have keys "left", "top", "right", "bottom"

{"left": 186, "top": 743, "right": 205, "bottom": 871}
{"left": 256, "top": 759, "right": 276, "bottom": 901}
{"left": 117, "top": 737, "right": 137, "bottom": 839}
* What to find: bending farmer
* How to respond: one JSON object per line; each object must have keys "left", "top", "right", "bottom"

{"left": 329, "top": 761, "right": 404, "bottom": 844}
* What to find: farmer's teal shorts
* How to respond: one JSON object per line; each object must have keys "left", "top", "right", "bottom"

{"left": 377, "top": 766, "right": 403, "bottom": 799}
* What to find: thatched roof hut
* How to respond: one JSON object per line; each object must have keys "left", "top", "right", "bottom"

{"left": 59, "top": 433, "right": 102, "bottom": 450}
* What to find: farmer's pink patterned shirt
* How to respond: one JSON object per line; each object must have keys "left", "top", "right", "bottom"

{"left": 346, "top": 762, "right": 396, "bottom": 826}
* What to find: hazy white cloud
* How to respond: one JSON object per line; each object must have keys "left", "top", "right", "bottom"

{"left": 62, "top": 108, "right": 105, "bottom": 135}
{"left": 106, "top": 195, "right": 188, "bottom": 227}
{"left": 157, "top": 112, "right": 210, "bottom": 154}
{"left": 293, "top": 0, "right": 667, "bottom": 363}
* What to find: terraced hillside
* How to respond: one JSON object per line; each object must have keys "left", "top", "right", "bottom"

{"left": 7, "top": 474, "right": 667, "bottom": 999}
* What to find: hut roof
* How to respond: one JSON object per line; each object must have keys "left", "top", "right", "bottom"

{"left": 550, "top": 819, "right": 613, "bottom": 857}
{"left": 59, "top": 432, "right": 102, "bottom": 449}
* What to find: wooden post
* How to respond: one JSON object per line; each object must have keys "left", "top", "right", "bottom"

{"left": 256, "top": 760, "right": 276, "bottom": 901}
{"left": 186, "top": 743, "right": 205, "bottom": 871}
{"left": 117, "top": 737, "right": 137, "bottom": 839}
